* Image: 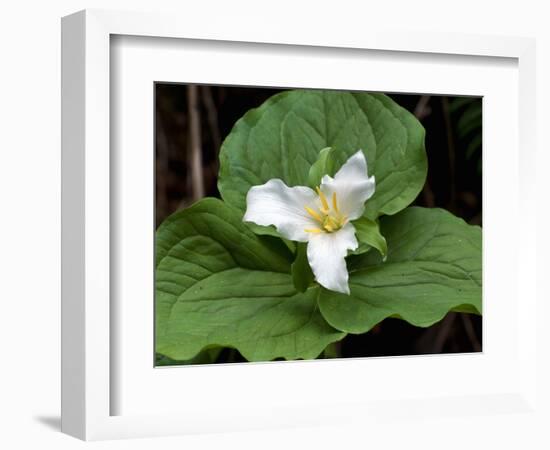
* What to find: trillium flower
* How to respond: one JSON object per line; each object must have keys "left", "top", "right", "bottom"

{"left": 243, "top": 150, "right": 375, "bottom": 295}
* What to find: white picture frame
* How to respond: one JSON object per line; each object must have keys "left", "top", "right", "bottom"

{"left": 61, "top": 9, "right": 539, "bottom": 442}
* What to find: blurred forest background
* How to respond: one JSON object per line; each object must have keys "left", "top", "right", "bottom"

{"left": 155, "top": 84, "right": 482, "bottom": 365}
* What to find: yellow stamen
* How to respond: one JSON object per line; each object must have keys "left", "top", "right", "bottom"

{"left": 316, "top": 187, "right": 329, "bottom": 213}
{"left": 303, "top": 188, "right": 348, "bottom": 234}
{"left": 305, "top": 206, "right": 323, "bottom": 223}
{"left": 304, "top": 228, "right": 323, "bottom": 234}
{"left": 332, "top": 192, "right": 339, "bottom": 213}
{"left": 323, "top": 216, "right": 339, "bottom": 232}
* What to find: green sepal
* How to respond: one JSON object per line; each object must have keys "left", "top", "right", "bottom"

{"left": 307, "top": 147, "right": 335, "bottom": 188}
{"left": 351, "top": 216, "right": 387, "bottom": 260}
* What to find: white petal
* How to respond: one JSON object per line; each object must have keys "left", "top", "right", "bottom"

{"left": 243, "top": 179, "right": 319, "bottom": 242}
{"left": 320, "top": 150, "right": 375, "bottom": 220}
{"left": 306, "top": 223, "right": 358, "bottom": 294}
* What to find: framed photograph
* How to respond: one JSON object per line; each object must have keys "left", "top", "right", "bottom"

{"left": 61, "top": 9, "right": 538, "bottom": 442}
{"left": 153, "top": 83, "right": 484, "bottom": 368}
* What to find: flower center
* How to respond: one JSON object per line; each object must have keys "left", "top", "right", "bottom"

{"left": 304, "top": 187, "right": 348, "bottom": 234}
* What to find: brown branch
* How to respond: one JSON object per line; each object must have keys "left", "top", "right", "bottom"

{"left": 200, "top": 85, "right": 222, "bottom": 153}
{"left": 155, "top": 115, "right": 169, "bottom": 225}
{"left": 460, "top": 314, "right": 482, "bottom": 352}
{"left": 421, "top": 181, "right": 436, "bottom": 207}
{"left": 414, "top": 95, "right": 431, "bottom": 121}
{"left": 432, "top": 313, "right": 456, "bottom": 353}
{"left": 187, "top": 85, "right": 205, "bottom": 201}
{"left": 441, "top": 96, "right": 457, "bottom": 209}
{"left": 413, "top": 95, "right": 435, "bottom": 207}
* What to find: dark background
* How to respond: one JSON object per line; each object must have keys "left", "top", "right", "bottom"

{"left": 155, "top": 84, "right": 482, "bottom": 364}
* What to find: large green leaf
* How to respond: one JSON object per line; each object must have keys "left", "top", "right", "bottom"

{"left": 318, "top": 207, "right": 482, "bottom": 333}
{"left": 156, "top": 347, "right": 222, "bottom": 366}
{"left": 155, "top": 198, "right": 345, "bottom": 362}
{"left": 218, "top": 89, "right": 427, "bottom": 220}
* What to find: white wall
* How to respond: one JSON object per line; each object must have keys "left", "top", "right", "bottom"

{"left": 1, "top": 1, "right": 548, "bottom": 448}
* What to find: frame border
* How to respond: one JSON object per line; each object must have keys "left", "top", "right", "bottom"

{"left": 61, "top": 8, "right": 537, "bottom": 441}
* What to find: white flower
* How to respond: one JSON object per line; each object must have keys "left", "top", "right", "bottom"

{"left": 243, "top": 150, "right": 375, "bottom": 294}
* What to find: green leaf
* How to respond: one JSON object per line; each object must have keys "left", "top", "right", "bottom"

{"left": 457, "top": 102, "right": 482, "bottom": 138}
{"left": 156, "top": 347, "right": 222, "bottom": 366}
{"left": 449, "top": 96, "right": 475, "bottom": 113}
{"left": 465, "top": 133, "right": 482, "bottom": 160}
{"left": 156, "top": 198, "right": 344, "bottom": 362}
{"left": 307, "top": 146, "right": 335, "bottom": 188}
{"left": 218, "top": 90, "right": 427, "bottom": 220}
{"left": 319, "top": 207, "right": 481, "bottom": 334}
{"left": 351, "top": 217, "right": 387, "bottom": 259}
{"left": 291, "top": 243, "right": 315, "bottom": 292}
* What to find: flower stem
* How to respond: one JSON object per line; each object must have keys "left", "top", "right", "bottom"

{"left": 323, "top": 341, "right": 342, "bottom": 359}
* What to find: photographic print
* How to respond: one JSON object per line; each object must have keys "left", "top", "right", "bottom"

{"left": 154, "top": 86, "right": 482, "bottom": 366}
